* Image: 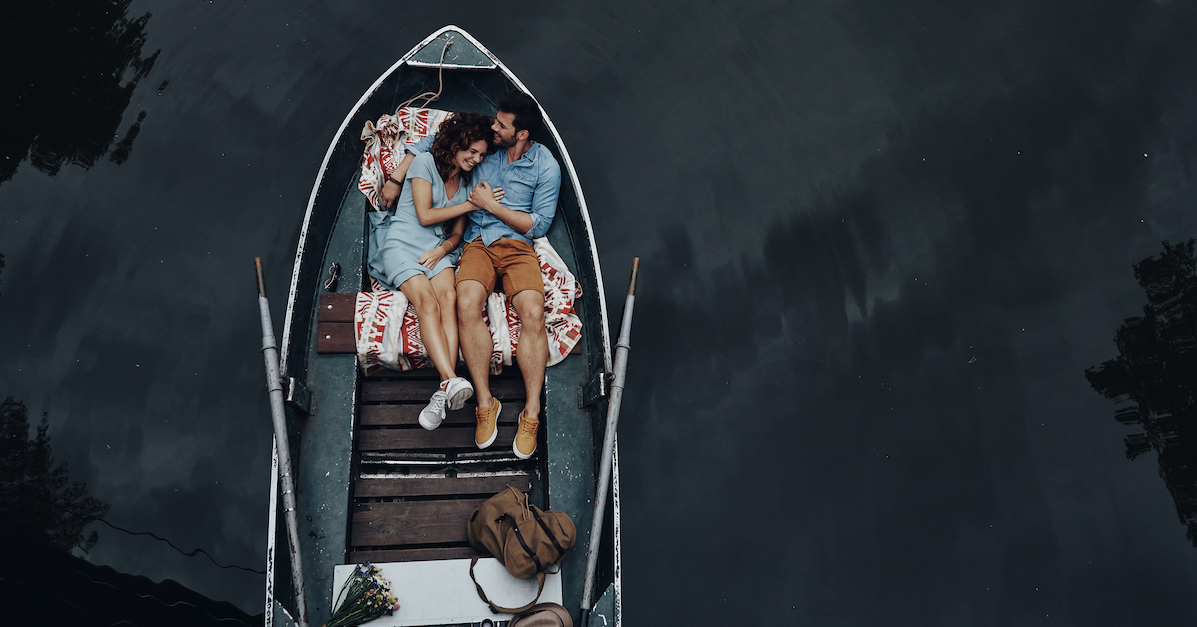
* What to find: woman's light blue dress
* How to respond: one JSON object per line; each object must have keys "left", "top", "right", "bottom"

{"left": 368, "top": 152, "right": 469, "bottom": 290}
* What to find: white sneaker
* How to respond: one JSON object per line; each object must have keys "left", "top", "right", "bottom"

{"left": 444, "top": 377, "right": 475, "bottom": 411}
{"left": 419, "top": 389, "right": 449, "bottom": 430}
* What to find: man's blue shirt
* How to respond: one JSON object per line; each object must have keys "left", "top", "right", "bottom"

{"left": 409, "top": 136, "right": 561, "bottom": 245}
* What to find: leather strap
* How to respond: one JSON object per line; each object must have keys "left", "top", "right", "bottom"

{"left": 531, "top": 507, "right": 566, "bottom": 560}
{"left": 470, "top": 556, "right": 545, "bottom": 615}
{"left": 500, "top": 513, "right": 544, "bottom": 573}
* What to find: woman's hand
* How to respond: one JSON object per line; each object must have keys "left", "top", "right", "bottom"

{"left": 469, "top": 181, "right": 504, "bottom": 212}
{"left": 417, "top": 242, "right": 449, "bottom": 268}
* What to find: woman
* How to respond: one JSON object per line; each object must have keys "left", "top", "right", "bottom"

{"left": 368, "top": 111, "right": 495, "bottom": 430}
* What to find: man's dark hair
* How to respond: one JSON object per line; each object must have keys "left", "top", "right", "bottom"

{"left": 496, "top": 91, "right": 542, "bottom": 136}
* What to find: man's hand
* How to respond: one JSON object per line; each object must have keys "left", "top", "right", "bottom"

{"left": 380, "top": 179, "right": 401, "bottom": 209}
{"left": 379, "top": 154, "right": 416, "bottom": 210}
{"left": 469, "top": 181, "right": 505, "bottom": 212}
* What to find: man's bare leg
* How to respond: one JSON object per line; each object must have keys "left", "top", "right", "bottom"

{"left": 511, "top": 289, "right": 547, "bottom": 418}
{"left": 456, "top": 279, "right": 494, "bottom": 407}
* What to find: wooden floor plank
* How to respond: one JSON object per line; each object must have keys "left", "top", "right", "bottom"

{"left": 358, "top": 425, "right": 520, "bottom": 452}
{"left": 349, "top": 546, "right": 483, "bottom": 564}
{"left": 352, "top": 498, "right": 485, "bottom": 546}
{"left": 355, "top": 474, "right": 531, "bottom": 498}
{"left": 365, "top": 366, "right": 526, "bottom": 380}
{"left": 363, "top": 377, "right": 528, "bottom": 403}
{"left": 360, "top": 404, "right": 521, "bottom": 427}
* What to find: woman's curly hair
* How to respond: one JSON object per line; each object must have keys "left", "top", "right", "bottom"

{"left": 430, "top": 111, "right": 494, "bottom": 183}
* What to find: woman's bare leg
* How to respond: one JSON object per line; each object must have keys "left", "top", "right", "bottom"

{"left": 431, "top": 268, "right": 459, "bottom": 374}
{"left": 398, "top": 274, "right": 455, "bottom": 382}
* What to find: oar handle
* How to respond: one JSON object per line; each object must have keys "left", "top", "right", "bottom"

{"left": 627, "top": 257, "right": 640, "bottom": 296}
{"left": 255, "top": 257, "right": 267, "bottom": 297}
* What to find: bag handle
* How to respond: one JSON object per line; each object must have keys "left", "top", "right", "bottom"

{"left": 499, "top": 513, "right": 545, "bottom": 573}
{"left": 470, "top": 556, "right": 545, "bottom": 614}
{"left": 530, "top": 507, "right": 566, "bottom": 561}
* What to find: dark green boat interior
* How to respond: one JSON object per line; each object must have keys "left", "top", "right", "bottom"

{"left": 271, "top": 31, "right": 618, "bottom": 627}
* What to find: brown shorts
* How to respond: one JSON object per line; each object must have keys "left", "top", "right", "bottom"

{"left": 456, "top": 238, "right": 544, "bottom": 296}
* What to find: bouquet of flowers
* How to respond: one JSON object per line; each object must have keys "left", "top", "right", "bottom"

{"left": 325, "top": 561, "right": 400, "bottom": 627}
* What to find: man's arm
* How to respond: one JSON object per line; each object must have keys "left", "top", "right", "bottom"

{"left": 379, "top": 153, "right": 414, "bottom": 209}
{"left": 407, "top": 135, "right": 434, "bottom": 155}
{"left": 523, "top": 158, "right": 561, "bottom": 240}
{"left": 379, "top": 135, "right": 437, "bottom": 209}
{"left": 466, "top": 159, "right": 561, "bottom": 237}
{"left": 469, "top": 181, "right": 533, "bottom": 233}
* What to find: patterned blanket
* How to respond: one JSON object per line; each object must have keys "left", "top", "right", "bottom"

{"left": 359, "top": 106, "right": 450, "bottom": 209}
{"left": 355, "top": 107, "right": 583, "bottom": 375}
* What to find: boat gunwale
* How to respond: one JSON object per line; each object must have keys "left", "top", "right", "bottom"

{"left": 269, "top": 25, "right": 622, "bottom": 626}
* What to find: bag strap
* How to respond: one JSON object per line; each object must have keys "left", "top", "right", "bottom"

{"left": 500, "top": 513, "right": 545, "bottom": 573}
{"left": 470, "top": 556, "right": 545, "bottom": 614}
{"left": 530, "top": 507, "right": 566, "bottom": 560}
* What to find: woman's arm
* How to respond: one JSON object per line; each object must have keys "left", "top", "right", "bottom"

{"left": 411, "top": 177, "right": 479, "bottom": 226}
{"left": 417, "top": 215, "right": 467, "bottom": 268}
{"left": 445, "top": 214, "right": 466, "bottom": 249}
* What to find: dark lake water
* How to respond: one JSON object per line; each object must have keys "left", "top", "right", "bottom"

{"left": 3, "top": 0, "right": 1197, "bottom": 624}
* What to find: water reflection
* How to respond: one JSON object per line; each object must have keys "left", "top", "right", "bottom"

{"left": 0, "top": 397, "right": 260, "bottom": 624}
{"left": 0, "top": 0, "right": 158, "bottom": 184}
{"left": 0, "top": 397, "right": 107, "bottom": 551}
{"left": 1087, "top": 240, "right": 1197, "bottom": 545}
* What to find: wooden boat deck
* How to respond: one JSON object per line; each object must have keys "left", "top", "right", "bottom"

{"left": 348, "top": 367, "right": 546, "bottom": 565}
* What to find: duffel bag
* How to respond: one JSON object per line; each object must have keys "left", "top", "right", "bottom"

{"left": 467, "top": 486, "right": 576, "bottom": 613}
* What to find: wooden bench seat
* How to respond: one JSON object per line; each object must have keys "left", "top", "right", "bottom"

{"left": 315, "top": 292, "right": 580, "bottom": 356}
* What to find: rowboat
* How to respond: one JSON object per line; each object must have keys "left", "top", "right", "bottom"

{"left": 262, "top": 26, "right": 622, "bottom": 627}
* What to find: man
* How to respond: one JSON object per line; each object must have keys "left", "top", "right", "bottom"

{"left": 379, "top": 91, "right": 561, "bottom": 460}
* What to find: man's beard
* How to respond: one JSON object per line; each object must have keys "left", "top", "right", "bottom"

{"left": 495, "top": 133, "right": 517, "bottom": 149}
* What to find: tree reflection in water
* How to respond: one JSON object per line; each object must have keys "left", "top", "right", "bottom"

{"left": 1087, "top": 239, "right": 1197, "bottom": 545}
{"left": 0, "top": 0, "right": 159, "bottom": 184}
{"left": 0, "top": 397, "right": 108, "bottom": 552}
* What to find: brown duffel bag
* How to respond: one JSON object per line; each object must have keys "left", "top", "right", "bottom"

{"left": 467, "top": 486, "right": 577, "bottom": 613}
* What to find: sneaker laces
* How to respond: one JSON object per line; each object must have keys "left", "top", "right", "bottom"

{"left": 477, "top": 404, "right": 494, "bottom": 425}
{"left": 427, "top": 390, "right": 447, "bottom": 412}
{"left": 519, "top": 414, "right": 539, "bottom": 433}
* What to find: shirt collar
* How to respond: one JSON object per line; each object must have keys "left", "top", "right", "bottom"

{"left": 490, "top": 141, "right": 541, "bottom": 166}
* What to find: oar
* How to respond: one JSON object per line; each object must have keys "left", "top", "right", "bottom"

{"left": 580, "top": 257, "right": 640, "bottom": 627}
{"left": 255, "top": 258, "right": 310, "bottom": 627}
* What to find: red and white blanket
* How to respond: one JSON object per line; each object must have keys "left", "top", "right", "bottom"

{"left": 355, "top": 238, "right": 583, "bottom": 375}
{"left": 359, "top": 106, "right": 450, "bottom": 209}
{"left": 355, "top": 106, "right": 584, "bottom": 375}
